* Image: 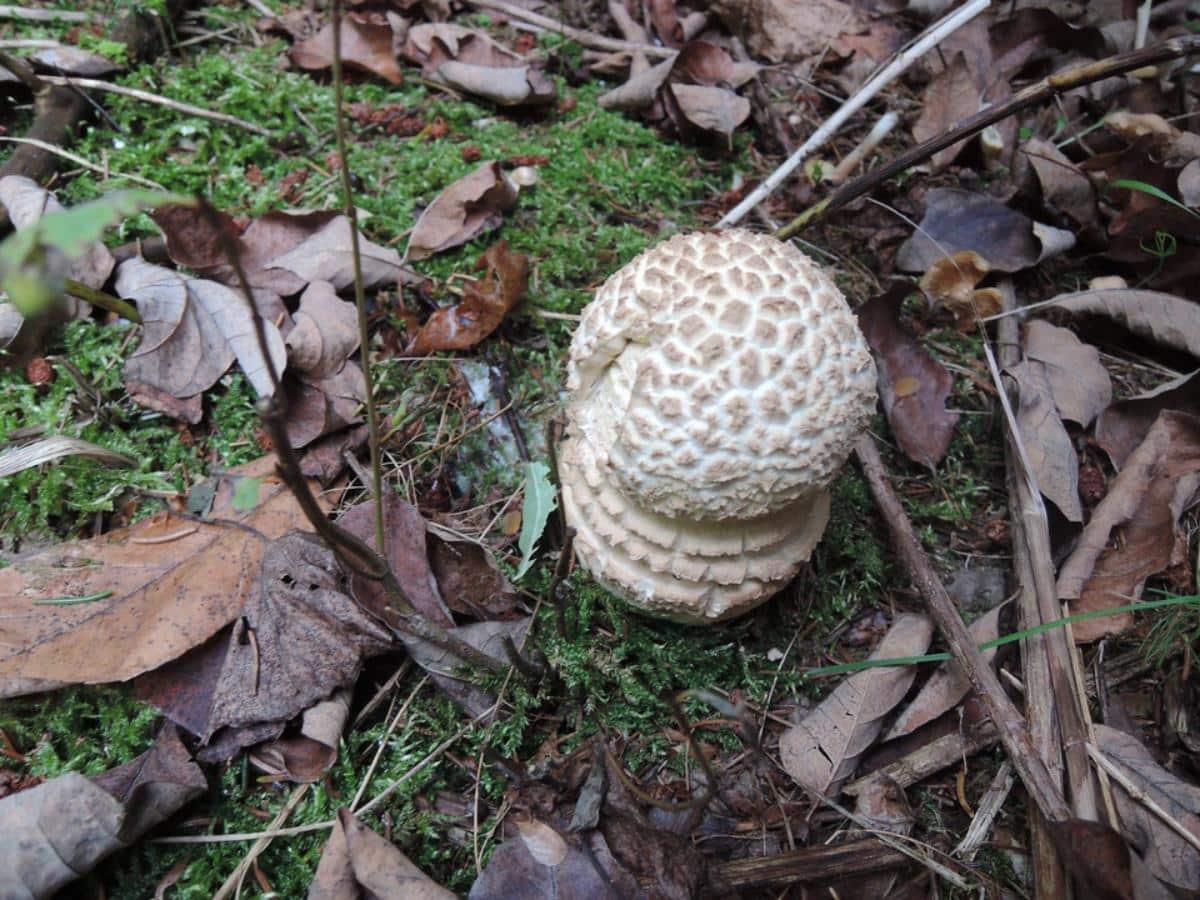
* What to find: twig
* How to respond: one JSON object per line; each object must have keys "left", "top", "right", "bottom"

{"left": 984, "top": 286, "right": 1106, "bottom": 825}
{"left": 993, "top": 282, "right": 1072, "bottom": 895}
{"left": 37, "top": 75, "right": 274, "bottom": 137}
{"left": 826, "top": 111, "right": 900, "bottom": 183}
{"left": 64, "top": 277, "right": 142, "bottom": 324}
{"left": 0, "top": 49, "right": 43, "bottom": 91}
{"left": 853, "top": 432, "right": 1072, "bottom": 824}
{"left": 954, "top": 761, "right": 1015, "bottom": 857}
{"left": 709, "top": 838, "right": 909, "bottom": 891}
{"left": 779, "top": 34, "right": 1200, "bottom": 237}
{"left": 0, "top": 137, "right": 166, "bottom": 190}
{"left": 1086, "top": 743, "right": 1200, "bottom": 854}
{"left": 462, "top": 0, "right": 676, "bottom": 59}
{"left": 0, "top": 5, "right": 88, "bottom": 22}
{"left": 842, "top": 723, "right": 999, "bottom": 796}
{"left": 719, "top": 0, "right": 991, "bottom": 227}
{"left": 331, "top": 0, "right": 386, "bottom": 557}
{"left": 212, "top": 783, "right": 309, "bottom": 900}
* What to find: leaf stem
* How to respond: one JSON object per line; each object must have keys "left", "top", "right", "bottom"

{"left": 64, "top": 277, "right": 141, "bottom": 323}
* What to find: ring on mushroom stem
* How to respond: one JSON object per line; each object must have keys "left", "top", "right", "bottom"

{"left": 558, "top": 229, "right": 877, "bottom": 624}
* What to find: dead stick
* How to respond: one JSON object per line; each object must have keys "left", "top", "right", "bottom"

{"left": 853, "top": 433, "right": 1071, "bottom": 824}
{"left": 779, "top": 34, "right": 1200, "bottom": 238}
{"left": 708, "top": 837, "right": 908, "bottom": 892}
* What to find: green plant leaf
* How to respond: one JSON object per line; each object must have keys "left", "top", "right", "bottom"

{"left": 231, "top": 476, "right": 262, "bottom": 511}
{"left": 1109, "top": 178, "right": 1200, "bottom": 219}
{"left": 514, "top": 461, "right": 556, "bottom": 580}
{"left": 0, "top": 190, "right": 190, "bottom": 316}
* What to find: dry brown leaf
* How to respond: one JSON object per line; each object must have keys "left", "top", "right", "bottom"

{"left": 597, "top": 55, "right": 674, "bottom": 111}
{"left": 1057, "top": 411, "right": 1200, "bottom": 641}
{"left": 407, "top": 240, "right": 528, "bottom": 353}
{"left": 707, "top": 0, "right": 864, "bottom": 63}
{"left": 116, "top": 258, "right": 287, "bottom": 399}
{"left": 401, "top": 22, "right": 522, "bottom": 75}
{"left": 434, "top": 61, "right": 555, "bottom": 107}
{"left": 1023, "top": 319, "right": 1111, "bottom": 427}
{"left": 896, "top": 188, "right": 1075, "bottom": 273}
{"left": 250, "top": 690, "right": 350, "bottom": 783}
{"left": 856, "top": 288, "right": 960, "bottom": 469}
{"left": 290, "top": 15, "right": 404, "bottom": 84}
{"left": 406, "top": 163, "right": 518, "bottom": 261}
{"left": 0, "top": 725, "right": 204, "bottom": 897}
{"left": 264, "top": 215, "right": 405, "bottom": 293}
{"left": 918, "top": 250, "right": 995, "bottom": 330}
{"left": 309, "top": 808, "right": 456, "bottom": 900}
{"left": 29, "top": 45, "right": 124, "bottom": 76}
{"left": 1179, "top": 159, "right": 1200, "bottom": 208}
{"left": 1057, "top": 288, "right": 1200, "bottom": 360}
{"left": 1023, "top": 138, "right": 1101, "bottom": 231}
{"left": 286, "top": 280, "right": 360, "bottom": 379}
{"left": 1007, "top": 358, "right": 1083, "bottom": 522}
{"left": 284, "top": 361, "right": 367, "bottom": 449}
{"left": 912, "top": 54, "right": 981, "bottom": 171}
{"left": 883, "top": 604, "right": 1005, "bottom": 741}
{"left": 0, "top": 455, "right": 321, "bottom": 695}
{"left": 1095, "top": 724, "right": 1200, "bottom": 896}
{"left": 779, "top": 613, "right": 934, "bottom": 797}
{"left": 666, "top": 83, "right": 750, "bottom": 141}
{"left": 201, "top": 533, "right": 392, "bottom": 744}
{"left": 428, "top": 528, "right": 520, "bottom": 620}
{"left": 471, "top": 818, "right": 641, "bottom": 900}
{"left": 1096, "top": 371, "right": 1200, "bottom": 469}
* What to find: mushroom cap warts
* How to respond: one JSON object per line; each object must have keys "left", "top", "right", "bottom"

{"left": 560, "top": 229, "right": 877, "bottom": 622}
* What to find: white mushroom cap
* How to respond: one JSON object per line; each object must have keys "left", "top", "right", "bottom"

{"left": 561, "top": 229, "right": 876, "bottom": 622}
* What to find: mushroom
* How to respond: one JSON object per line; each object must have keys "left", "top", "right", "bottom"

{"left": 559, "top": 229, "right": 877, "bottom": 623}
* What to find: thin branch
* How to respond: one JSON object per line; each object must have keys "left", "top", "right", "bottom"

{"left": 36, "top": 75, "right": 274, "bottom": 136}
{"left": 64, "top": 278, "right": 142, "bottom": 324}
{"left": 0, "top": 5, "right": 88, "bottom": 22}
{"left": 719, "top": 0, "right": 992, "bottom": 227}
{"left": 331, "top": 0, "right": 386, "bottom": 557}
{"left": 462, "top": 0, "right": 676, "bottom": 58}
{"left": 0, "top": 137, "right": 166, "bottom": 190}
{"left": 853, "top": 432, "right": 1072, "bottom": 824}
{"left": 779, "top": 34, "right": 1200, "bottom": 237}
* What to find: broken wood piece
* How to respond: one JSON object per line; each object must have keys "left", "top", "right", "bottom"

{"left": 708, "top": 837, "right": 909, "bottom": 891}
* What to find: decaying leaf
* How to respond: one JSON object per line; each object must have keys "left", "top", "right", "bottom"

{"left": 1023, "top": 138, "right": 1101, "bottom": 231}
{"left": 1095, "top": 724, "right": 1200, "bottom": 896}
{"left": 401, "top": 22, "right": 522, "bottom": 75}
{"left": 1023, "top": 319, "right": 1111, "bottom": 428}
{"left": 1096, "top": 371, "right": 1200, "bottom": 469}
{"left": 116, "top": 258, "right": 287, "bottom": 399}
{"left": 286, "top": 281, "right": 360, "bottom": 379}
{"left": 435, "top": 61, "right": 556, "bottom": 107}
{"left": 856, "top": 288, "right": 960, "bottom": 468}
{"left": 666, "top": 83, "right": 750, "bottom": 141}
{"left": 264, "top": 215, "right": 406, "bottom": 293}
{"left": 1057, "top": 412, "right": 1200, "bottom": 641}
{"left": 912, "top": 54, "right": 982, "bottom": 171}
{"left": 884, "top": 604, "right": 1005, "bottom": 741}
{"left": 401, "top": 618, "right": 532, "bottom": 718}
{"left": 469, "top": 818, "right": 641, "bottom": 900}
{"left": 310, "top": 808, "right": 456, "bottom": 900}
{"left": 158, "top": 532, "right": 392, "bottom": 759}
{"left": 428, "top": 527, "right": 520, "bottom": 620}
{"left": 1057, "top": 288, "right": 1200, "bottom": 360}
{"left": 406, "top": 163, "right": 518, "bottom": 261}
{"left": 1006, "top": 358, "right": 1083, "bottom": 522}
{"left": 896, "top": 188, "right": 1075, "bottom": 273}
{"left": 250, "top": 690, "right": 350, "bottom": 783}
{"left": 407, "top": 240, "right": 528, "bottom": 353}
{"left": 918, "top": 250, "right": 997, "bottom": 330}
{"left": 707, "top": 0, "right": 864, "bottom": 64}
{"left": 290, "top": 15, "right": 404, "bottom": 84}
{"left": 0, "top": 725, "right": 204, "bottom": 898}
{"left": 284, "top": 361, "right": 367, "bottom": 450}
{"left": 779, "top": 613, "right": 934, "bottom": 797}
{"left": 0, "top": 455, "right": 322, "bottom": 696}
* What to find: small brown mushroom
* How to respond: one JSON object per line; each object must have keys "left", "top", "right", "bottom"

{"left": 559, "top": 229, "right": 878, "bottom": 623}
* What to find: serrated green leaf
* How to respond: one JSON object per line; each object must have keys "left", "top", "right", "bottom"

{"left": 514, "top": 461, "right": 557, "bottom": 580}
